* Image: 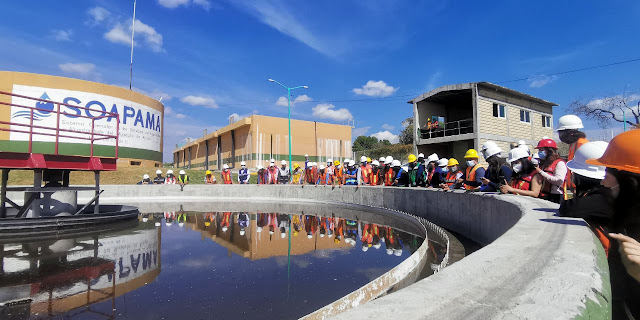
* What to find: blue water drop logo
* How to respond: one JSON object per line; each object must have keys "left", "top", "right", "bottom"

{"left": 11, "top": 91, "right": 55, "bottom": 121}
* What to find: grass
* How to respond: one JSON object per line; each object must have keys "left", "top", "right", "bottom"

{"left": 7, "top": 167, "right": 258, "bottom": 185}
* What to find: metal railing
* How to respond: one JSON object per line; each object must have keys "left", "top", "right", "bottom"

{"left": 419, "top": 118, "right": 473, "bottom": 140}
{"left": 0, "top": 90, "right": 119, "bottom": 158}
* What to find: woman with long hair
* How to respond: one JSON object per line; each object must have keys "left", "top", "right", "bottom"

{"left": 586, "top": 130, "right": 640, "bottom": 319}
{"left": 500, "top": 147, "right": 543, "bottom": 198}
{"left": 480, "top": 141, "right": 512, "bottom": 192}
{"left": 534, "top": 139, "right": 566, "bottom": 203}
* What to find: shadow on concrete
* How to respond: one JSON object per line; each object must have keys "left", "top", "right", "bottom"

{"left": 533, "top": 208, "right": 559, "bottom": 213}
{"left": 539, "top": 218, "right": 588, "bottom": 227}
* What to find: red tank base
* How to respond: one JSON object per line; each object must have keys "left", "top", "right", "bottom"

{"left": 0, "top": 152, "right": 116, "bottom": 171}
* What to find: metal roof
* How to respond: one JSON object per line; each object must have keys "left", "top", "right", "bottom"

{"left": 408, "top": 82, "right": 558, "bottom": 106}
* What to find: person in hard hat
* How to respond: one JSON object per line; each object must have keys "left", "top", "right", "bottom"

{"left": 407, "top": 154, "right": 421, "bottom": 187}
{"left": 369, "top": 160, "right": 381, "bottom": 186}
{"left": 267, "top": 159, "right": 279, "bottom": 184}
{"left": 383, "top": 157, "right": 395, "bottom": 186}
{"left": 437, "top": 158, "right": 449, "bottom": 186}
{"left": 558, "top": 141, "right": 612, "bottom": 255}
{"left": 557, "top": 115, "right": 589, "bottom": 200}
{"left": 164, "top": 170, "right": 177, "bottom": 184}
{"left": 204, "top": 170, "right": 217, "bottom": 184}
{"left": 462, "top": 149, "right": 486, "bottom": 191}
{"left": 359, "top": 156, "right": 372, "bottom": 185}
{"left": 414, "top": 153, "right": 427, "bottom": 187}
{"left": 344, "top": 160, "right": 358, "bottom": 185}
{"left": 138, "top": 174, "right": 152, "bottom": 185}
{"left": 316, "top": 164, "right": 327, "bottom": 185}
{"left": 290, "top": 163, "right": 303, "bottom": 184}
{"left": 584, "top": 130, "right": 640, "bottom": 319}
{"left": 500, "top": 147, "right": 543, "bottom": 198}
{"left": 517, "top": 140, "right": 531, "bottom": 155}
{"left": 256, "top": 165, "right": 267, "bottom": 184}
{"left": 304, "top": 154, "right": 310, "bottom": 169}
{"left": 425, "top": 153, "right": 440, "bottom": 187}
{"left": 417, "top": 153, "right": 425, "bottom": 165}
{"left": 238, "top": 213, "right": 249, "bottom": 236}
{"left": 441, "top": 158, "right": 464, "bottom": 190}
{"left": 534, "top": 139, "right": 566, "bottom": 203}
{"left": 378, "top": 157, "right": 387, "bottom": 183}
{"left": 153, "top": 169, "right": 165, "bottom": 184}
{"left": 479, "top": 141, "right": 512, "bottom": 192}
{"left": 178, "top": 170, "right": 189, "bottom": 191}
{"left": 238, "top": 161, "right": 249, "bottom": 184}
{"left": 325, "top": 158, "right": 335, "bottom": 184}
{"left": 304, "top": 161, "right": 314, "bottom": 184}
{"left": 278, "top": 160, "right": 290, "bottom": 184}
{"left": 221, "top": 164, "right": 233, "bottom": 184}
{"left": 391, "top": 159, "right": 408, "bottom": 187}
{"left": 333, "top": 160, "right": 343, "bottom": 186}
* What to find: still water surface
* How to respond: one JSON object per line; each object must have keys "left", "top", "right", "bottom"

{"left": 0, "top": 211, "right": 442, "bottom": 319}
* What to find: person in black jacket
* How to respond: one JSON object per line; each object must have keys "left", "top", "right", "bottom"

{"left": 479, "top": 141, "right": 512, "bottom": 192}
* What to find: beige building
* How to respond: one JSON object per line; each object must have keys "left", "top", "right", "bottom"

{"left": 173, "top": 114, "right": 352, "bottom": 169}
{"left": 410, "top": 82, "right": 556, "bottom": 162}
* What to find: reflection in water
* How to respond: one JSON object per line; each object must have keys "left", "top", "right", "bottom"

{"left": 0, "top": 210, "right": 444, "bottom": 320}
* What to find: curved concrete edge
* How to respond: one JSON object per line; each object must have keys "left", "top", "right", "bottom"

{"left": 5, "top": 184, "right": 610, "bottom": 318}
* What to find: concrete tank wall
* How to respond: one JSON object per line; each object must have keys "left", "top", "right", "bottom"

{"left": 6, "top": 184, "right": 610, "bottom": 318}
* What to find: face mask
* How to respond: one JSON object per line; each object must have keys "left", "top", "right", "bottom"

{"left": 441, "top": 167, "right": 449, "bottom": 173}
{"left": 466, "top": 160, "right": 475, "bottom": 167}
{"left": 512, "top": 163, "right": 523, "bottom": 173}
{"left": 538, "top": 151, "right": 547, "bottom": 159}
{"left": 451, "top": 166, "right": 458, "bottom": 172}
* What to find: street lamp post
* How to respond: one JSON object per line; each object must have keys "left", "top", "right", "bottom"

{"left": 268, "top": 79, "right": 308, "bottom": 172}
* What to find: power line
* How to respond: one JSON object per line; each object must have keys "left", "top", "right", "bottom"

{"left": 199, "top": 56, "right": 640, "bottom": 108}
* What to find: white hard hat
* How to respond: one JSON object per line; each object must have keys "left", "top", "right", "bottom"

{"left": 240, "top": 230, "right": 246, "bottom": 236}
{"left": 507, "top": 147, "right": 530, "bottom": 163}
{"left": 179, "top": 170, "right": 186, "bottom": 175}
{"left": 156, "top": 169, "right": 162, "bottom": 174}
{"left": 280, "top": 232, "right": 286, "bottom": 238}
{"left": 348, "top": 160, "right": 355, "bottom": 166}
{"left": 372, "top": 160, "right": 380, "bottom": 166}
{"left": 167, "top": 169, "right": 173, "bottom": 174}
{"left": 379, "top": 157, "right": 385, "bottom": 162}
{"left": 373, "top": 243, "right": 381, "bottom": 249}
{"left": 257, "top": 227, "right": 263, "bottom": 233}
{"left": 418, "top": 153, "right": 425, "bottom": 158}
{"left": 281, "top": 160, "right": 286, "bottom": 165}
{"left": 394, "top": 249, "right": 402, "bottom": 257}
{"left": 566, "top": 141, "right": 609, "bottom": 180}
{"left": 319, "top": 164, "right": 325, "bottom": 170}
{"left": 518, "top": 140, "right": 527, "bottom": 146}
{"left": 481, "top": 141, "right": 498, "bottom": 151}
{"left": 360, "top": 156, "right": 367, "bottom": 162}
{"left": 142, "top": 217, "right": 149, "bottom": 222}
{"left": 484, "top": 145, "right": 503, "bottom": 159}
{"left": 426, "top": 153, "right": 439, "bottom": 163}
{"left": 178, "top": 222, "right": 184, "bottom": 227}
{"left": 392, "top": 159, "right": 401, "bottom": 167}
{"left": 386, "top": 249, "right": 393, "bottom": 255}
{"left": 307, "top": 234, "right": 313, "bottom": 239}
{"left": 557, "top": 115, "right": 584, "bottom": 131}
{"left": 344, "top": 159, "right": 351, "bottom": 164}
{"left": 270, "top": 158, "right": 275, "bottom": 163}
{"left": 269, "top": 230, "right": 274, "bottom": 235}
{"left": 257, "top": 165, "right": 264, "bottom": 170}
{"left": 384, "top": 156, "right": 393, "bottom": 164}
{"left": 241, "top": 161, "right": 246, "bottom": 166}
{"left": 222, "top": 226, "right": 228, "bottom": 232}
{"left": 155, "top": 222, "right": 161, "bottom": 227}
{"left": 143, "top": 174, "right": 150, "bottom": 179}
{"left": 362, "top": 246, "right": 369, "bottom": 252}
{"left": 438, "top": 158, "right": 449, "bottom": 167}
{"left": 327, "top": 158, "right": 333, "bottom": 163}
{"left": 304, "top": 154, "right": 309, "bottom": 157}
{"left": 223, "top": 164, "right": 229, "bottom": 169}
{"left": 312, "top": 162, "right": 317, "bottom": 166}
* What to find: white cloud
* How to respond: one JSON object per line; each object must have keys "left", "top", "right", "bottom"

{"left": 87, "top": 7, "right": 110, "bottom": 25}
{"left": 51, "top": 29, "right": 72, "bottom": 42}
{"left": 311, "top": 103, "right": 353, "bottom": 122}
{"left": 149, "top": 89, "right": 172, "bottom": 101}
{"left": 425, "top": 71, "right": 442, "bottom": 91}
{"left": 381, "top": 123, "right": 394, "bottom": 131}
{"left": 229, "top": 110, "right": 258, "bottom": 122}
{"left": 275, "top": 94, "right": 313, "bottom": 106}
{"left": 527, "top": 75, "right": 558, "bottom": 88}
{"left": 352, "top": 126, "right": 371, "bottom": 137}
{"left": 181, "top": 95, "right": 219, "bottom": 108}
{"left": 58, "top": 62, "right": 96, "bottom": 77}
{"left": 175, "top": 113, "right": 187, "bottom": 119}
{"left": 104, "top": 19, "right": 164, "bottom": 53}
{"left": 352, "top": 80, "right": 398, "bottom": 97}
{"left": 370, "top": 131, "right": 399, "bottom": 144}
{"left": 158, "top": 0, "right": 211, "bottom": 10}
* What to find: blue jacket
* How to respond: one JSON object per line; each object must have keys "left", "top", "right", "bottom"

{"left": 238, "top": 168, "right": 249, "bottom": 183}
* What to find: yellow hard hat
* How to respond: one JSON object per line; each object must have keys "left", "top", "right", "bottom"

{"left": 294, "top": 163, "right": 300, "bottom": 168}
{"left": 205, "top": 170, "right": 212, "bottom": 175}
{"left": 408, "top": 154, "right": 417, "bottom": 163}
{"left": 205, "top": 222, "right": 211, "bottom": 227}
{"left": 464, "top": 149, "right": 479, "bottom": 159}
{"left": 334, "top": 160, "right": 340, "bottom": 166}
{"left": 366, "top": 157, "right": 371, "bottom": 163}
{"left": 448, "top": 158, "right": 459, "bottom": 166}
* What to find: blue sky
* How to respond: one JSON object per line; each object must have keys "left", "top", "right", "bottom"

{"left": 1, "top": 0, "right": 639, "bottom": 162}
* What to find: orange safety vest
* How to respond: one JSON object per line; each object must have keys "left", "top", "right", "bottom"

{"left": 268, "top": 167, "right": 278, "bottom": 184}
{"left": 369, "top": 169, "right": 379, "bottom": 186}
{"left": 361, "top": 164, "right": 372, "bottom": 184}
{"left": 540, "top": 158, "right": 565, "bottom": 198}
{"left": 464, "top": 164, "right": 481, "bottom": 190}
{"left": 334, "top": 166, "right": 343, "bottom": 185}
{"left": 564, "top": 137, "right": 589, "bottom": 200}
{"left": 205, "top": 175, "right": 216, "bottom": 184}
{"left": 317, "top": 172, "right": 328, "bottom": 185}
{"left": 384, "top": 168, "right": 395, "bottom": 186}
{"left": 222, "top": 170, "right": 232, "bottom": 184}
{"left": 511, "top": 171, "right": 538, "bottom": 192}
{"left": 445, "top": 171, "right": 459, "bottom": 187}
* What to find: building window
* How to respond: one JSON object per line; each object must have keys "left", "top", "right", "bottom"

{"left": 542, "top": 115, "right": 551, "bottom": 128}
{"left": 492, "top": 103, "right": 506, "bottom": 118}
{"left": 130, "top": 161, "right": 142, "bottom": 166}
{"left": 520, "top": 110, "right": 531, "bottom": 123}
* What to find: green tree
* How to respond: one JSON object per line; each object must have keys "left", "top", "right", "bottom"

{"left": 353, "top": 136, "right": 379, "bottom": 152}
{"left": 399, "top": 117, "right": 414, "bottom": 145}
